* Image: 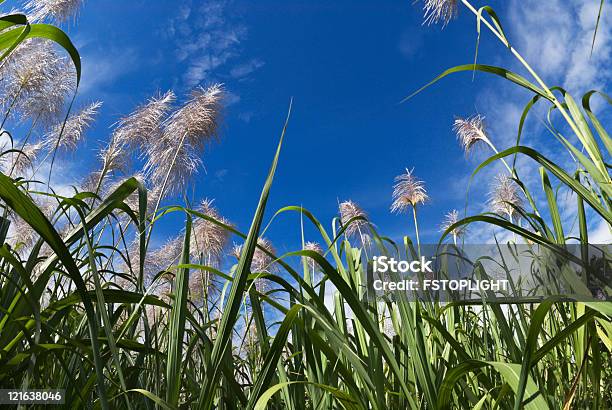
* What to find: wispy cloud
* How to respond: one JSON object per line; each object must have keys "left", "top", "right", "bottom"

{"left": 166, "top": 0, "right": 263, "bottom": 88}
{"left": 509, "top": 0, "right": 612, "bottom": 93}
{"left": 230, "top": 58, "right": 265, "bottom": 80}
{"left": 453, "top": 0, "right": 612, "bottom": 244}
{"left": 78, "top": 45, "right": 138, "bottom": 96}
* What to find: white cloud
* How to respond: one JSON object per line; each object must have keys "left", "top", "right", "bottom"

{"left": 167, "top": 0, "right": 263, "bottom": 87}
{"left": 455, "top": 0, "right": 612, "bottom": 245}
{"left": 509, "top": 0, "right": 612, "bottom": 93}
{"left": 590, "top": 219, "right": 612, "bottom": 243}
{"left": 230, "top": 58, "right": 265, "bottom": 79}
{"left": 78, "top": 47, "right": 138, "bottom": 95}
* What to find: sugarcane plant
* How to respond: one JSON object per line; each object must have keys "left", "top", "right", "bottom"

{"left": 0, "top": 1, "right": 610, "bottom": 409}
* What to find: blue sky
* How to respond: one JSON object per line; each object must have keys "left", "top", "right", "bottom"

{"left": 13, "top": 0, "right": 612, "bottom": 250}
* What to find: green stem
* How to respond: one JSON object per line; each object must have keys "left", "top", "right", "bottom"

{"left": 145, "top": 131, "right": 189, "bottom": 248}
{"left": 461, "top": 0, "right": 604, "bottom": 180}
{"left": 412, "top": 205, "right": 421, "bottom": 256}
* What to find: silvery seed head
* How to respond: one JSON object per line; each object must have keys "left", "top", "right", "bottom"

{"left": 304, "top": 241, "right": 323, "bottom": 254}
{"left": 98, "top": 137, "right": 127, "bottom": 174}
{"left": 4, "top": 142, "right": 42, "bottom": 175}
{"left": 7, "top": 198, "right": 56, "bottom": 250}
{"left": 30, "top": 62, "right": 77, "bottom": 125}
{"left": 25, "top": 0, "right": 85, "bottom": 24}
{"left": 8, "top": 213, "right": 38, "bottom": 249}
{"left": 440, "top": 209, "right": 466, "bottom": 238}
{"left": 231, "top": 243, "right": 243, "bottom": 260}
{"left": 190, "top": 198, "right": 231, "bottom": 265}
{"left": 339, "top": 200, "right": 368, "bottom": 237}
{"left": 43, "top": 101, "right": 101, "bottom": 152}
{"left": 489, "top": 175, "right": 523, "bottom": 220}
{"left": 391, "top": 168, "right": 428, "bottom": 213}
{"left": 0, "top": 39, "right": 76, "bottom": 126}
{"left": 189, "top": 268, "right": 211, "bottom": 303}
{"left": 453, "top": 115, "right": 493, "bottom": 156}
{"left": 0, "top": 41, "right": 50, "bottom": 107}
{"left": 122, "top": 239, "right": 145, "bottom": 278}
{"left": 149, "top": 236, "right": 183, "bottom": 274}
{"left": 144, "top": 85, "right": 223, "bottom": 194}
{"left": 79, "top": 170, "right": 105, "bottom": 196}
{"left": 102, "top": 92, "right": 175, "bottom": 175}
{"left": 361, "top": 233, "right": 373, "bottom": 248}
{"left": 166, "top": 84, "right": 223, "bottom": 150}
{"left": 231, "top": 238, "right": 276, "bottom": 294}
{"left": 252, "top": 238, "right": 276, "bottom": 292}
{"left": 231, "top": 238, "right": 276, "bottom": 273}
{"left": 252, "top": 238, "right": 276, "bottom": 273}
{"left": 112, "top": 90, "right": 175, "bottom": 151}
{"left": 103, "top": 174, "right": 159, "bottom": 218}
{"left": 423, "top": 0, "right": 458, "bottom": 27}
{"left": 303, "top": 241, "right": 324, "bottom": 270}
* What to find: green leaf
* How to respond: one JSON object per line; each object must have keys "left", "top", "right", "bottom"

{"left": 590, "top": 1, "right": 605, "bottom": 57}
{"left": 246, "top": 304, "right": 302, "bottom": 410}
{"left": 166, "top": 217, "right": 192, "bottom": 406}
{"left": 0, "top": 172, "right": 109, "bottom": 409}
{"left": 437, "top": 360, "right": 548, "bottom": 410}
{"left": 404, "top": 64, "right": 549, "bottom": 103}
{"left": 197, "top": 101, "right": 292, "bottom": 410}
{"left": 253, "top": 381, "right": 360, "bottom": 410}
{"left": 540, "top": 168, "right": 565, "bottom": 243}
{"left": 473, "top": 146, "right": 610, "bottom": 223}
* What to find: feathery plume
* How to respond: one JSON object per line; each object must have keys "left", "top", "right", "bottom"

{"left": 440, "top": 209, "right": 466, "bottom": 238}
{"left": 144, "top": 84, "right": 223, "bottom": 195}
{"left": 339, "top": 200, "right": 368, "bottom": 237}
{"left": 101, "top": 175, "right": 160, "bottom": 219}
{"left": 423, "top": 0, "right": 458, "bottom": 27}
{"left": 165, "top": 84, "right": 223, "bottom": 150}
{"left": 489, "top": 175, "right": 523, "bottom": 220}
{"left": 190, "top": 198, "right": 231, "bottom": 264}
{"left": 149, "top": 236, "right": 183, "bottom": 275}
{"left": 7, "top": 198, "right": 57, "bottom": 250}
{"left": 304, "top": 241, "right": 323, "bottom": 254}
{"left": 231, "top": 243, "right": 243, "bottom": 260}
{"left": 252, "top": 238, "right": 275, "bottom": 293}
{"left": 453, "top": 115, "right": 493, "bottom": 155}
{"left": 122, "top": 239, "right": 145, "bottom": 278}
{"left": 79, "top": 170, "right": 104, "bottom": 194}
{"left": 43, "top": 101, "right": 101, "bottom": 152}
{"left": 98, "top": 137, "right": 127, "bottom": 175}
{"left": 8, "top": 213, "right": 38, "bottom": 249}
{"left": 189, "top": 268, "right": 211, "bottom": 303}
{"left": 114, "top": 274, "right": 135, "bottom": 292}
{"left": 361, "top": 233, "right": 373, "bottom": 248}
{"left": 303, "top": 241, "right": 324, "bottom": 270}
{"left": 4, "top": 142, "right": 42, "bottom": 175}
{"left": 113, "top": 90, "right": 175, "bottom": 150}
{"left": 252, "top": 238, "right": 276, "bottom": 273}
{"left": 0, "top": 40, "right": 51, "bottom": 101}
{"left": 100, "top": 92, "right": 175, "bottom": 175}
{"left": 231, "top": 238, "right": 276, "bottom": 292}
{"left": 391, "top": 168, "right": 428, "bottom": 214}
{"left": 0, "top": 40, "right": 76, "bottom": 126}
{"left": 28, "top": 61, "right": 76, "bottom": 125}
{"left": 25, "top": 0, "right": 85, "bottom": 23}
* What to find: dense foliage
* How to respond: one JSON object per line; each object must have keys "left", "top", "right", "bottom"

{"left": 0, "top": 1, "right": 610, "bottom": 409}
